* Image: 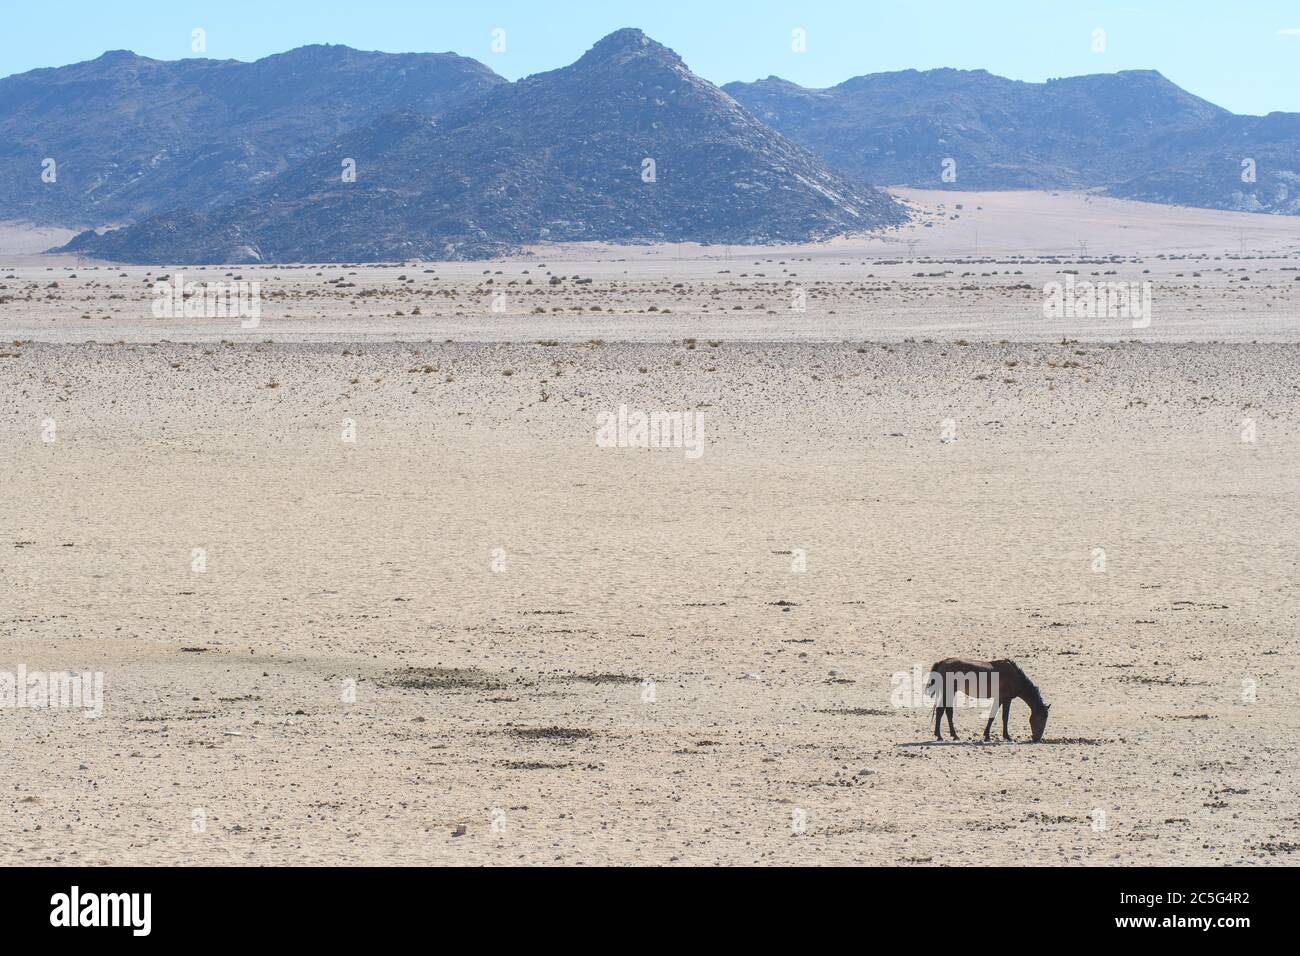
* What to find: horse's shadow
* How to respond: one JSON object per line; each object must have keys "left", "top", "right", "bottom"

{"left": 896, "top": 740, "right": 1013, "bottom": 748}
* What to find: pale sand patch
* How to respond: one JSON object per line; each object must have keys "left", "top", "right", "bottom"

{"left": 0, "top": 220, "right": 78, "bottom": 262}
{"left": 888, "top": 188, "right": 1300, "bottom": 258}
{"left": 518, "top": 189, "right": 1300, "bottom": 261}
{"left": 2, "top": 341, "right": 1296, "bottom": 864}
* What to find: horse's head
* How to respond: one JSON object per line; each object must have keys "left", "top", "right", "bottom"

{"left": 1030, "top": 702, "right": 1051, "bottom": 742}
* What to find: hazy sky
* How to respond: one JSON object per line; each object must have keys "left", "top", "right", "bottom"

{"left": 3, "top": 0, "right": 1298, "bottom": 115}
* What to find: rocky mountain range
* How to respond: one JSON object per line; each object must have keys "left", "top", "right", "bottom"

{"left": 3, "top": 28, "right": 1297, "bottom": 264}
{"left": 723, "top": 68, "right": 1300, "bottom": 215}
{"left": 60, "top": 30, "right": 905, "bottom": 263}
{"left": 0, "top": 44, "right": 504, "bottom": 227}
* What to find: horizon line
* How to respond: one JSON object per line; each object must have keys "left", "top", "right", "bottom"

{"left": 4, "top": 32, "right": 1290, "bottom": 120}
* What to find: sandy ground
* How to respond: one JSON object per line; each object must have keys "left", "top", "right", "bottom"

{"left": 1, "top": 191, "right": 1298, "bottom": 865}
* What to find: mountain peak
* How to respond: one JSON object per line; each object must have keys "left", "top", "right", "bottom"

{"left": 576, "top": 28, "right": 682, "bottom": 68}
{"left": 274, "top": 43, "right": 361, "bottom": 59}
{"left": 87, "top": 49, "right": 156, "bottom": 69}
{"left": 1115, "top": 68, "right": 1169, "bottom": 80}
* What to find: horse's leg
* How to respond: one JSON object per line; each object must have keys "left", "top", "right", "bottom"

{"left": 933, "top": 672, "right": 947, "bottom": 740}
{"left": 1001, "top": 699, "right": 1012, "bottom": 740}
{"left": 982, "top": 676, "right": 993, "bottom": 738}
{"left": 981, "top": 673, "right": 996, "bottom": 740}
{"left": 945, "top": 706, "right": 958, "bottom": 739}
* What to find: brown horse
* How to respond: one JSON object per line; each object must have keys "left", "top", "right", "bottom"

{"left": 928, "top": 657, "right": 1050, "bottom": 742}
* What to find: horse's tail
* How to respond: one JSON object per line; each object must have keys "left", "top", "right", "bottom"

{"left": 925, "top": 662, "right": 944, "bottom": 720}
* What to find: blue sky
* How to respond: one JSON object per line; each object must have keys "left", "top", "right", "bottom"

{"left": 3, "top": 0, "right": 1298, "bottom": 115}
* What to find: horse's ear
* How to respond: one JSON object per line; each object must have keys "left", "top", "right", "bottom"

{"left": 1046, "top": 703, "right": 1051, "bottom": 711}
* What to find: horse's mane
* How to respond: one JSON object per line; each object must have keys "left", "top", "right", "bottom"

{"left": 1008, "top": 660, "right": 1046, "bottom": 711}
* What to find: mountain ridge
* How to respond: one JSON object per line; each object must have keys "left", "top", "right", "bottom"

{"left": 723, "top": 67, "right": 1298, "bottom": 214}
{"left": 11, "top": 31, "right": 1298, "bottom": 263}
{"left": 0, "top": 44, "right": 506, "bottom": 227}
{"left": 62, "top": 28, "right": 906, "bottom": 264}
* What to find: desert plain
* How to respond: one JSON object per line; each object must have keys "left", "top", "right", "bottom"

{"left": 1, "top": 190, "right": 1298, "bottom": 865}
